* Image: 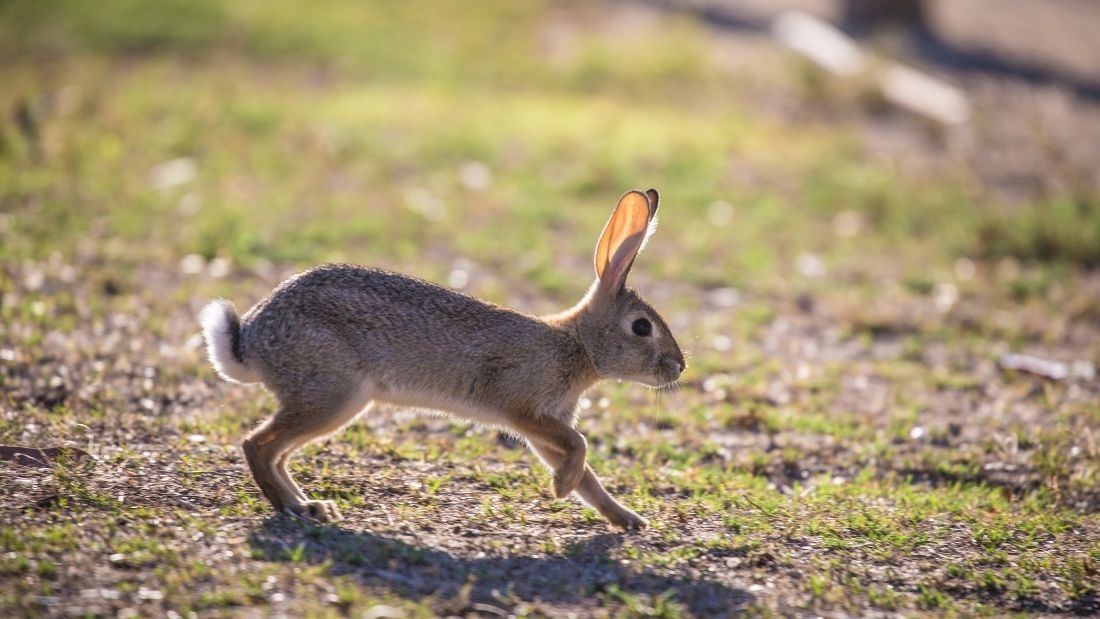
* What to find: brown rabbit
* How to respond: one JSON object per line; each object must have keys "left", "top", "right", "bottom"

{"left": 200, "top": 189, "right": 685, "bottom": 528}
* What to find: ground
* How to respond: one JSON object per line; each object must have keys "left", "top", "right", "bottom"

{"left": 1, "top": 1, "right": 1098, "bottom": 617}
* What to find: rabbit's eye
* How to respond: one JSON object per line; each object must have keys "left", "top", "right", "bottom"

{"left": 631, "top": 318, "right": 652, "bottom": 337}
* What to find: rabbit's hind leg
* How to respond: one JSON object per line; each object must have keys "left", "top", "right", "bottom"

{"left": 243, "top": 388, "right": 373, "bottom": 523}
{"left": 275, "top": 399, "right": 376, "bottom": 522}
{"left": 242, "top": 417, "right": 300, "bottom": 513}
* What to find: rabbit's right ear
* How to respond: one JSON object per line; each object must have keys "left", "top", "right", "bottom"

{"left": 593, "top": 190, "right": 657, "bottom": 299}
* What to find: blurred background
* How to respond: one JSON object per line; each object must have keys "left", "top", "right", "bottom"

{"left": 3, "top": 0, "right": 1099, "bottom": 296}
{"left": 2, "top": 1, "right": 1099, "bottom": 615}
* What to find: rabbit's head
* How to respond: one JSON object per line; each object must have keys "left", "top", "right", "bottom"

{"left": 574, "top": 189, "right": 685, "bottom": 388}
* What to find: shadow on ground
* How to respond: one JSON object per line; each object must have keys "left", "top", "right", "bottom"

{"left": 248, "top": 517, "right": 754, "bottom": 615}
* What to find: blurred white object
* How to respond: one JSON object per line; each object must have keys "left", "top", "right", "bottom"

{"left": 773, "top": 11, "right": 866, "bottom": 76}
{"left": 149, "top": 157, "right": 196, "bottom": 190}
{"left": 180, "top": 253, "right": 205, "bottom": 275}
{"left": 706, "top": 287, "right": 741, "bottom": 308}
{"left": 447, "top": 268, "right": 469, "bottom": 289}
{"left": 459, "top": 161, "right": 492, "bottom": 191}
{"left": 954, "top": 258, "right": 976, "bottom": 281}
{"left": 1000, "top": 353, "right": 1067, "bottom": 380}
{"left": 207, "top": 257, "right": 230, "bottom": 278}
{"left": 879, "top": 64, "right": 970, "bottom": 125}
{"left": 771, "top": 10, "right": 970, "bottom": 126}
{"left": 796, "top": 252, "right": 826, "bottom": 278}
{"left": 999, "top": 353, "right": 1095, "bottom": 381}
{"left": 933, "top": 282, "right": 958, "bottom": 313}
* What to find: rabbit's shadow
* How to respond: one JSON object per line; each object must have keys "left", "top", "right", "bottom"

{"left": 249, "top": 517, "right": 754, "bottom": 615}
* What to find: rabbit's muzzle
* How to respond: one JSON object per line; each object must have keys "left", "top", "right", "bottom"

{"left": 657, "top": 354, "right": 685, "bottom": 385}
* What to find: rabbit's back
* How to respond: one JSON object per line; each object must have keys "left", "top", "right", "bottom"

{"left": 238, "top": 264, "right": 586, "bottom": 419}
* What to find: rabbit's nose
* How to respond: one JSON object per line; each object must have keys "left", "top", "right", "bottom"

{"left": 660, "top": 355, "right": 684, "bottom": 376}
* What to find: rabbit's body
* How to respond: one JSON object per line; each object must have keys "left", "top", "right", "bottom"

{"left": 233, "top": 264, "right": 596, "bottom": 427}
{"left": 201, "top": 189, "right": 684, "bottom": 528}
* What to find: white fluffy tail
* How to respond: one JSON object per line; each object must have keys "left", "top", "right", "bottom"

{"left": 199, "top": 299, "right": 260, "bottom": 384}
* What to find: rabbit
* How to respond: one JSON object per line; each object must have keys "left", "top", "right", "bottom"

{"left": 199, "top": 188, "right": 685, "bottom": 529}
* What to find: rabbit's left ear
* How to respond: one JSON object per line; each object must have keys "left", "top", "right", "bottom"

{"left": 594, "top": 189, "right": 659, "bottom": 298}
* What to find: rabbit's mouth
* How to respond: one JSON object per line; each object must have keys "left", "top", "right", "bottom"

{"left": 623, "top": 373, "right": 676, "bottom": 388}
{"left": 653, "top": 379, "right": 681, "bottom": 393}
{"left": 618, "top": 356, "right": 683, "bottom": 388}
{"left": 639, "top": 373, "right": 682, "bottom": 389}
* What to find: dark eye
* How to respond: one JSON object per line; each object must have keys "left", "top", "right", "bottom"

{"left": 631, "top": 318, "right": 652, "bottom": 337}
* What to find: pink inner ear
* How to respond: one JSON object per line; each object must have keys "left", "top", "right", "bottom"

{"left": 601, "top": 234, "right": 643, "bottom": 297}
{"left": 596, "top": 191, "right": 651, "bottom": 282}
{"left": 604, "top": 230, "right": 645, "bottom": 283}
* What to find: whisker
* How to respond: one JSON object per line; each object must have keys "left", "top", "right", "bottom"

{"left": 653, "top": 380, "right": 683, "bottom": 411}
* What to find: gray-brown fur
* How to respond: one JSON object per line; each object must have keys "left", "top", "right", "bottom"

{"left": 200, "top": 189, "right": 685, "bottom": 528}
{"left": 240, "top": 265, "right": 596, "bottom": 422}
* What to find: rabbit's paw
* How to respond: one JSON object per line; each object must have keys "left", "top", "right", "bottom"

{"left": 607, "top": 506, "right": 648, "bottom": 531}
{"left": 287, "top": 500, "right": 343, "bottom": 523}
{"left": 553, "top": 462, "right": 585, "bottom": 499}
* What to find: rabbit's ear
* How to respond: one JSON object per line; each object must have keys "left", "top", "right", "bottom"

{"left": 594, "top": 190, "right": 657, "bottom": 298}
{"left": 644, "top": 188, "right": 659, "bottom": 218}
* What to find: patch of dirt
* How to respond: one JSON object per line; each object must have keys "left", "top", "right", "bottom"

{"left": 2, "top": 251, "right": 1098, "bottom": 616}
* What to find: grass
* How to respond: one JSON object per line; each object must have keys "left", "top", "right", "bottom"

{"left": 1, "top": 0, "right": 1099, "bottom": 616}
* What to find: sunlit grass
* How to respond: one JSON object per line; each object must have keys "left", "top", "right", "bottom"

{"left": 1, "top": 0, "right": 1098, "bottom": 616}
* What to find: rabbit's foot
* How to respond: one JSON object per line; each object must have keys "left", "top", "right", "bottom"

{"left": 553, "top": 461, "right": 585, "bottom": 498}
{"left": 605, "top": 505, "right": 648, "bottom": 530}
{"left": 286, "top": 500, "right": 343, "bottom": 523}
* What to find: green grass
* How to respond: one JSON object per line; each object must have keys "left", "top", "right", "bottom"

{"left": 1, "top": 0, "right": 1098, "bottom": 616}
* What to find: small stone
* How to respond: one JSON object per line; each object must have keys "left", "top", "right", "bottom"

{"left": 459, "top": 161, "right": 492, "bottom": 191}
{"left": 180, "top": 254, "right": 205, "bottom": 275}
{"left": 365, "top": 605, "right": 407, "bottom": 619}
{"left": 149, "top": 157, "right": 196, "bottom": 190}
{"left": 933, "top": 282, "right": 958, "bottom": 313}
{"left": 207, "top": 258, "right": 230, "bottom": 278}
{"left": 706, "top": 287, "right": 740, "bottom": 308}
{"left": 796, "top": 253, "right": 826, "bottom": 278}
{"left": 954, "top": 258, "right": 976, "bottom": 281}
{"left": 447, "top": 269, "right": 468, "bottom": 289}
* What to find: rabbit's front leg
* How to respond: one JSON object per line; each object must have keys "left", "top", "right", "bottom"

{"left": 508, "top": 414, "right": 587, "bottom": 498}
{"left": 528, "top": 442, "right": 648, "bottom": 529}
